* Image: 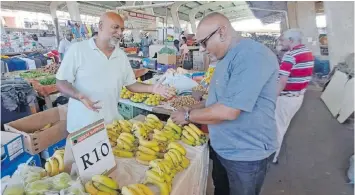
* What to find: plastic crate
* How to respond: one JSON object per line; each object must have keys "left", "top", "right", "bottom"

{"left": 118, "top": 102, "right": 150, "bottom": 120}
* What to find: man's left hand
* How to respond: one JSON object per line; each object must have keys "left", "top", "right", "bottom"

{"left": 171, "top": 110, "right": 188, "bottom": 125}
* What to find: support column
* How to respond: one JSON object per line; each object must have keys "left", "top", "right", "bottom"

{"left": 50, "top": 2, "right": 60, "bottom": 48}
{"left": 66, "top": 1, "right": 81, "bottom": 22}
{"left": 286, "top": 1, "right": 320, "bottom": 56}
{"left": 171, "top": 2, "right": 185, "bottom": 29}
{"left": 324, "top": 1, "right": 354, "bottom": 69}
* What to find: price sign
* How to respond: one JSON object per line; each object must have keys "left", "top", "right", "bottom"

{"left": 68, "top": 119, "right": 116, "bottom": 182}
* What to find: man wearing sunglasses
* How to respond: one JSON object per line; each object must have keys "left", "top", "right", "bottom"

{"left": 171, "top": 13, "right": 279, "bottom": 195}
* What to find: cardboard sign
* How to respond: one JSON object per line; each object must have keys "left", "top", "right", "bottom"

{"left": 68, "top": 119, "right": 116, "bottom": 182}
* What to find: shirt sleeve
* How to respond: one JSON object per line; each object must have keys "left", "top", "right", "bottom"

{"left": 279, "top": 52, "right": 295, "bottom": 76}
{"left": 218, "top": 52, "right": 278, "bottom": 113}
{"left": 123, "top": 54, "right": 136, "bottom": 86}
{"left": 56, "top": 44, "right": 78, "bottom": 84}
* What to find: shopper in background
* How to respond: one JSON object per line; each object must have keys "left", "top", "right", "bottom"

{"left": 180, "top": 37, "right": 189, "bottom": 61}
{"left": 142, "top": 33, "right": 152, "bottom": 57}
{"left": 171, "top": 12, "right": 279, "bottom": 195}
{"left": 56, "top": 12, "right": 175, "bottom": 170}
{"left": 58, "top": 31, "right": 74, "bottom": 62}
{"left": 31, "top": 34, "right": 45, "bottom": 50}
{"left": 273, "top": 29, "right": 314, "bottom": 163}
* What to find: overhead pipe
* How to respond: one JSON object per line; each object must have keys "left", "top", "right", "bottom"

{"left": 170, "top": 2, "right": 186, "bottom": 29}
{"left": 116, "top": 2, "right": 174, "bottom": 11}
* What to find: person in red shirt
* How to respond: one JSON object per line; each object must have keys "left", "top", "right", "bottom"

{"left": 274, "top": 29, "right": 314, "bottom": 163}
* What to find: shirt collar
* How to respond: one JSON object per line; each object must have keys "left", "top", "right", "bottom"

{"left": 89, "top": 37, "right": 120, "bottom": 59}
{"left": 292, "top": 44, "right": 305, "bottom": 50}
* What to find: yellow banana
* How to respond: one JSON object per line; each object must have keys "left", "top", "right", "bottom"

{"left": 112, "top": 120, "right": 119, "bottom": 126}
{"left": 116, "top": 139, "right": 133, "bottom": 151}
{"left": 139, "top": 139, "right": 159, "bottom": 147}
{"left": 144, "top": 177, "right": 169, "bottom": 195}
{"left": 135, "top": 157, "right": 150, "bottom": 166}
{"left": 166, "top": 120, "right": 182, "bottom": 134}
{"left": 164, "top": 153, "right": 174, "bottom": 164}
{"left": 181, "top": 136, "right": 196, "bottom": 146}
{"left": 145, "top": 118, "right": 158, "bottom": 126}
{"left": 176, "top": 165, "right": 184, "bottom": 172}
{"left": 85, "top": 181, "right": 99, "bottom": 195}
{"left": 106, "top": 124, "right": 115, "bottom": 130}
{"left": 93, "top": 182, "right": 118, "bottom": 195}
{"left": 135, "top": 184, "right": 154, "bottom": 195}
{"left": 45, "top": 161, "right": 52, "bottom": 176}
{"left": 119, "top": 135, "right": 135, "bottom": 145}
{"left": 107, "top": 131, "right": 118, "bottom": 140}
{"left": 138, "top": 146, "right": 157, "bottom": 155}
{"left": 182, "top": 130, "right": 196, "bottom": 142}
{"left": 119, "top": 120, "right": 132, "bottom": 128}
{"left": 134, "top": 128, "right": 148, "bottom": 139}
{"left": 112, "top": 126, "right": 120, "bottom": 134}
{"left": 120, "top": 132, "right": 135, "bottom": 141}
{"left": 146, "top": 114, "right": 160, "bottom": 123}
{"left": 121, "top": 186, "right": 136, "bottom": 195}
{"left": 41, "top": 123, "right": 52, "bottom": 130}
{"left": 150, "top": 167, "right": 172, "bottom": 183}
{"left": 145, "top": 170, "right": 166, "bottom": 183}
{"left": 165, "top": 152, "right": 179, "bottom": 166}
{"left": 168, "top": 149, "right": 183, "bottom": 162}
{"left": 128, "top": 184, "right": 146, "bottom": 195}
{"left": 53, "top": 153, "right": 65, "bottom": 173}
{"left": 168, "top": 142, "right": 186, "bottom": 156}
{"left": 167, "top": 151, "right": 181, "bottom": 165}
{"left": 149, "top": 160, "right": 167, "bottom": 173}
{"left": 153, "top": 134, "right": 168, "bottom": 142}
{"left": 195, "top": 139, "right": 202, "bottom": 146}
{"left": 188, "top": 123, "right": 205, "bottom": 137}
{"left": 136, "top": 151, "right": 158, "bottom": 161}
{"left": 92, "top": 175, "right": 119, "bottom": 190}
{"left": 181, "top": 156, "right": 190, "bottom": 169}
{"left": 149, "top": 146, "right": 160, "bottom": 152}
{"left": 183, "top": 126, "right": 200, "bottom": 141}
{"left": 121, "top": 126, "right": 131, "bottom": 133}
{"left": 53, "top": 149, "right": 65, "bottom": 156}
{"left": 113, "top": 149, "right": 134, "bottom": 158}
{"left": 48, "top": 157, "right": 59, "bottom": 176}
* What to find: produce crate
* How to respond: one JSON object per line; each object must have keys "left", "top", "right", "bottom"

{"left": 118, "top": 102, "right": 150, "bottom": 120}
{"left": 31, "top": 80, "right": 58, "bottom": 96}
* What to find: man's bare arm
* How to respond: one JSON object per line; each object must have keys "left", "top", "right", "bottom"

{"left": 277, "top": 75, "right": 288, "bottom": 96}
{"left": 126, "top": 82, "right": 153, "bottom": 93}
{"left": 56, "top": 79, "right": 80, "bottom": 100}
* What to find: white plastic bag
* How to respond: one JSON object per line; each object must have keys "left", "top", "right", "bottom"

{"left": 160, "top": 73, "right": 198, "bottom": 94}
{"left": 60, "top": 179, "right": 88, "bottom": 195}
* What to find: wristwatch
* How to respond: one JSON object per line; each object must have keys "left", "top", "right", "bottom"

{"left": 184, "top": 110, "right": 191, "bottom": 122}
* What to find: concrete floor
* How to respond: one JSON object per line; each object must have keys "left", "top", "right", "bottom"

{"left": 262, "top": 88, "right": 354, "bottom": 195}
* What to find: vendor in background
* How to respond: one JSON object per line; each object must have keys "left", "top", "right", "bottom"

{"left": 180, "top": 37, "right": 189, "bottom": 61}
{"left": 273, "top": 29, "right": 314, "bottom": 163}
{"left": 56, "top": 12, "right": 175, "bottom": 170}
{"left": 171, "top": 13, "right": 279, "bottom": 195}
{"left": 141, "top": 33, "right": 152, "bottom": 57}
{"left": 58, "top": 32, "right": 74, "bottom": 62}
{"left": 179, "top": 31, "right": 186, "bottom": 44}
{"left": 32, "top": 34, "right": 45, "bottom": 50}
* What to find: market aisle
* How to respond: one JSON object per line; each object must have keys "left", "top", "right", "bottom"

{"left": 262, "top": 88, "right": 354, "bottom": 195}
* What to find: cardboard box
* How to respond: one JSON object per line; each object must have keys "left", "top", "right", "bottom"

{"left": 1, "top": 131, "right": 24, "bottom": 166}
{"left": 4, "top": 106, "right": 68, "bottom": 155}
{"left": 40, "top": 138, "right": 66, "bottom": 160}
{"left": 1, "top": 152, "right": 41, "bottom": 178}
{"left": 158, "top": 54, "right": 177, "bottom": 65}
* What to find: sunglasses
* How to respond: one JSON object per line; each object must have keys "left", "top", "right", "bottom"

{"left": 198, "top": 27, "right": 220, "bottom": 48}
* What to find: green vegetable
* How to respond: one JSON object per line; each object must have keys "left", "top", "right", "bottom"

{"left": 19, "top": 71, "right": 50, "bottom": 79}
{"left": 158, "top": 46, "right": 176, "bottom": 55}
{"left": 39, "top": 77, "right": 56, "bottom": 85}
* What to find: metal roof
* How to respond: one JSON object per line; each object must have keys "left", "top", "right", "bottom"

{"left": 1, "top": 1, "right": 288, "bottom": 23}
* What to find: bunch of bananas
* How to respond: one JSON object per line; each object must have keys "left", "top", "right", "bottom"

{"left": 106, "top": 120, "right": 122, "bottom": 147}
{"left": 181, "top": 124, "right": 207, "bottom": 146}
{"left": 85, "top": 175, "right": 119, "bottom": 195}
{"left": 121, "top": 184, "right": 154, "bottom": 195}
{"left": 143, "top": 142, "right": 189, "bottom": 195}
{"left": 144, "top": 114, "right": 164, "bottom": 132}
{"left": 150, "top": 118, "right": 182, "bottom": 143}
{"left": 130, "top": 93, "right": 146, "bottom": 103}
{"left": 144, "top": 94, "right": 163, "bottom": 106}
{"left": 132, "top": 121, "right": 149, "bottom": 140}
{"left": 44, "top": 149, "right": 65, "bottom": 177}
{"left": 118, "top": 120, "right": 133, "bottom": 133}
{"left": 136, "top": 138, "right": 161, "bottom": 165}
{"left": 120, "top": 87, "right": 133, "bottom": 99}
{"left": 113, "top": 132, "right": 137, "bottom": 158}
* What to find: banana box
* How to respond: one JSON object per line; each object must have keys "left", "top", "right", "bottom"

{"left": 40, "top": 138, "right": 66, "bottom": 160}
{"left": 1, "top": 131, "right": 24, "bottom": 167}
{"left": 1, "top": 152, "right": 41, "bottom": 178}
